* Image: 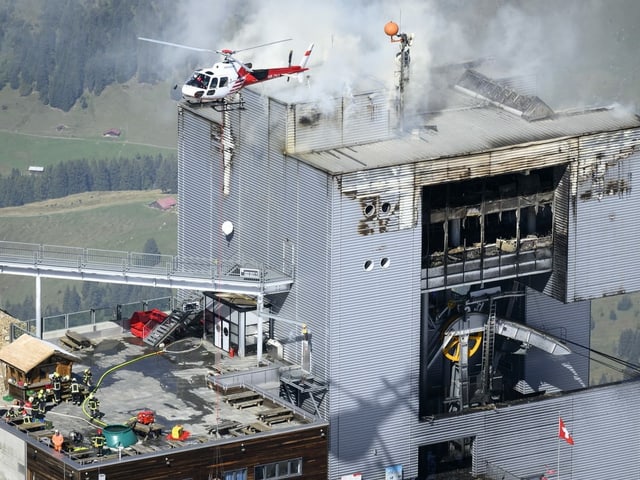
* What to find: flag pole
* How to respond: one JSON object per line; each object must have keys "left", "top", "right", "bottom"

{"left": 557, "top": 413, "right": 561, "bottom": 480}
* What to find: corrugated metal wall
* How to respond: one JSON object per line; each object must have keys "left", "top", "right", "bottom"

{"left": 413, "top": 138, "right": 576, "bottom": 186}
{"left": 410, "top": 379, "right": 640, "bottom": 479}
{"left": 215, "top": 90, "right": 335, "bottom": 418}
{"left": 285, "top": 90, "right": 392, "bottom": 154}
{"left": 326, "top": 173, "right": 422, "bottom": 478}
{"left": 178, "top": 92, "right": 640, "bottom": 480}
{"left": 568, "top": 128, "right": 640, "bottom": 301}
{"left": 525, "top": 288, "right": 590, "bottom": 391}
{"left": 177, "top": 107, "right": 218, "bottom": 260}
{"left": 543, "top": 163, "right": 571, "bottom": 302}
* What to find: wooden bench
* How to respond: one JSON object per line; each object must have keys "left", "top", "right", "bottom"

{"left": 59, "top": 336, "right": 80, "bottom": 351}
{"left": 264, "top": 412, "right": 294, "bottom": 425}
{"left": 225, "top": 390, "right": 262, "bottom": 404}
{"left": 207, "top": 419, "right": 239, "bottom": 436}
{"left": 257, "top": 407, "right": 292, "bottom": 421}
{"left": 18, "top": 421, "right": 47, "bottom": 432}
{"left": 65, "top": 330, "right": 93, "bottom": 349}
{"left": 233, "top": 398, "right": 263, "bottom": 409}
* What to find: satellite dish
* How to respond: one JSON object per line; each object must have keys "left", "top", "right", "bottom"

{"left": 221, "top": 220, "right": 234, "bottom": 237}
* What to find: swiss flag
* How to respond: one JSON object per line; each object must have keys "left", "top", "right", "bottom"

{"left": 558, "top": 417, "right": 574, "bottom": 445}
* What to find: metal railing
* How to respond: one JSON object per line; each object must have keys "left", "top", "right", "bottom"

{"left": 0, "top": 241, "right": 294, "bottom": 294}
{"left": 10, "top": 296, "right": 176, "bottom": 340}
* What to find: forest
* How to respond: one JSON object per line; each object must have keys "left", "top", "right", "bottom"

{"left": 0, "top": 153, "right": 177, "bottom": 207}
{"left": 0, "top": 0, "right": 185, "bottom": 111}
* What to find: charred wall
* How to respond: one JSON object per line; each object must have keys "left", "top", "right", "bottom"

{"left": 423, "top": 165, "right": 563, "bottom": 291}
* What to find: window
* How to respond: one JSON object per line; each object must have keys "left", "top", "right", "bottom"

{"left": 255, "top": 458, "right": 302, "bottom": 479}
{"left": 223, "top": 468, "right": 247, "bottom": 480}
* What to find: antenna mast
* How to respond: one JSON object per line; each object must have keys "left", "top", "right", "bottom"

{"left": 384, "top": 21, "right": 413, "bottom": 132}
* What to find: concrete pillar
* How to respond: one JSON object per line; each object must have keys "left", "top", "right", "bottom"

{"left": 35, "top": 275, "right": 42, "bottom": 338}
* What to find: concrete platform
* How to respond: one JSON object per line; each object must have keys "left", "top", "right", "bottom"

{"left": 5, "top": 331, "right": 310, "bottom": 462}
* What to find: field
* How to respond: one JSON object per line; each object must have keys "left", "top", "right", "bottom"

{"left": 0, "top": 190, "right": 178, "bottom": 315}
{"left": 0, "top": 80, "right": 180, "bottom": 311}
{"left": 589, "top": 294, "right": 640, "bottom": 385}
{"left": 0, "top": 80, "right": 178, "bottom": 175}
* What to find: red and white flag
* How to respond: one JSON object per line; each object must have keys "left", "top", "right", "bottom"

{"left": 558, "top": 417, "right": 574, "bottom": 445}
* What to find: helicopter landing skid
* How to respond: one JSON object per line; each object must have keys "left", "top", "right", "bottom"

{"left": 211, "top": 97, "right": 245, "bottom": 112}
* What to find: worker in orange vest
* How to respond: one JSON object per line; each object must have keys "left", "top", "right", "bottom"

{"left": 52, "top": 429, "right": 64, "bottom": 452}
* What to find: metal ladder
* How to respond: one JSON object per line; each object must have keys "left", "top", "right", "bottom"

{"left": 478, "top": 299, "right": 497, "bottom": 402}
{"left": 143, "top": 309, "right": 197, "bottom": 347}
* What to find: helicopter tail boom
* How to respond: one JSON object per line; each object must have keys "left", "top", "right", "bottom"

{"left": 299, "top": 43, "right": 314, "bottom": 69}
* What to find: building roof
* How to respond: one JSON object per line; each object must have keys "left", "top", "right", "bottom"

{"left": 0, "top": 326, "right": 320, "bottom": 466}
{"left": 0, "top": 334, "right": 79, "bottom": 372}
{"left": 155, "top": 196, "right": 177, "bottom": 210}
{"left": 294, "top": 102, "right": 640, "bottom": 175}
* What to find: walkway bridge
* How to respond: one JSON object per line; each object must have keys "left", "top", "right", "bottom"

{"left": 0, "top": 241, "right": 293, "bottom": 295}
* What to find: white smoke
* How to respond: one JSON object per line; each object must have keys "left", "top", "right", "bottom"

{"left": 167, "top": 0, "right": 640, "bottom": 112}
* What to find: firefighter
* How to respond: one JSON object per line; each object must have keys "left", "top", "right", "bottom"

{"left": 83, "top": 368, "right": 93, "bottom": 387}
{"left": 18, "top": 399, "right": 32, "bottom": 423}
{"left": 91, "top": 428, "right": 106, "bottom": 456}
{"left": 36, "top": 393, "right": 47, "bottom": 420}
{"left": 4, "top": 401, "right": 20, "bottom": 422}
{"left": 24, "top": 396, "right": 33, "bottom": 413}
{"left": 70, "top": 378, "right": 82, "bottom": 405}
{"left": 87, "top": 394, "right": 100, "bottom": 419}
{"left": 30, "top": 395, "right": 43, "bottom": 420}
{"left": 51, "top": 372, "right": 62, "bottom": 404}
{"left": 51, "top": 429, "right": 64, "bottom": 452}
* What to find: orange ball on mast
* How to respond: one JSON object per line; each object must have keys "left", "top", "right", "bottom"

{"left": 384, "top": 21, "right": 399, "bottom": 37}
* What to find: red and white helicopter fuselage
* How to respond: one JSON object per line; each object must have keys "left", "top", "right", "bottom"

{"left": 138, "top": 37, "right": 313, "bottom": 105}
{"left": 181, "top": 45, "right": 314, "bottom": 104}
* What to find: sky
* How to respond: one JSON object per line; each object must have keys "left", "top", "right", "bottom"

{"left": 162, "top": 0, "right": 640, "bottom": 113}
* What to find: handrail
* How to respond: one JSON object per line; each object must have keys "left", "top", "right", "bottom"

{"left": 0, "top": 241, "right": 293, "bottom": 294}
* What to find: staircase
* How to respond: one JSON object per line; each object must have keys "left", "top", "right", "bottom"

{"left": 143, "top": 309, "right": 201, "bottom": 347}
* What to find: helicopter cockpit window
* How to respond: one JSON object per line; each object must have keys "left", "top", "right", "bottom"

{"left": 188, "top": 72, "right": 211, "bottom": 89}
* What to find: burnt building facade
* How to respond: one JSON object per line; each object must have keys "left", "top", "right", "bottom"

{"left": 177, "top": 71, "right": 640, "bottom": 480}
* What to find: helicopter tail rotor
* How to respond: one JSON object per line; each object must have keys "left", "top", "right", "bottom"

{"left": 287, "top": 50, "right": 293, "bottom": 82}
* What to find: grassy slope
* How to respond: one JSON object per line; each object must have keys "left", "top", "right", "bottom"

{"left": 0, "top": 190, "right": 178, "bottom": 313}
{"left": 0, "top": 80, "right": 179, "bottom": 175}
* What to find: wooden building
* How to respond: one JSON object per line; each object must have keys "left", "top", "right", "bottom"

{"left": 24, "top": 423, "right": 328, "bottom": 480}
{"left": 0, "top": 334, "right": 78, "bottom": 402}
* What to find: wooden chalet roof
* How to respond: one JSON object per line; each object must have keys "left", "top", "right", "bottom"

{"left": 0, "top": 334, "right": 79, "bottom": 372}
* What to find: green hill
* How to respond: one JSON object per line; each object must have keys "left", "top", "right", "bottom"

{"left": 0, "top": 190, "right": 178, "bottom": 318}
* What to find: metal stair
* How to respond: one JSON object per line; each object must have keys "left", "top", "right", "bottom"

{"left": 143, "top": 309, "right": 201, "bottom": 347}
{"left": 478, "top": 300, "right": 497, "bottom": 402}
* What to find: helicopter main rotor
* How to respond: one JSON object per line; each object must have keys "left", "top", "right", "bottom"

{"left": 138, "top": 36, "right": 292, "bottom": 63}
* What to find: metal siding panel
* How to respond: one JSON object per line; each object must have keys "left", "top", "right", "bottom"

{"left": 285, "top": 92, "right": 392, "bottom": 153}
{"left": 229, "top": 91, "right": 331, "bottom": 414}
{"left": 569, "top": 130, "right": 640, "bottom": 301}
{"left": 544, "top": 164, "right": 571, "bottom": 302}
{"left": 525, "top": 288, "right": 590, "bottom": 391}
{"left": 178, "top": 107, "right": 216, "bottom": 260}
{"left": 409, "top": 380, "right": 640, "bottom": 478}
{"left": 328, "top": 188, "right": 422, "bottom": 479}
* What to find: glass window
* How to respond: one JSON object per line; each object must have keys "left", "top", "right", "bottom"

{"left": 255, "top": 458, "right": 302, "bottom": 479}
{"left": 223, "top": 469, "right": 247, "bottom": 480}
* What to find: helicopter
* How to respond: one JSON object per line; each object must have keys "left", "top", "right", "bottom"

{"left": 138, "top": 37, "right": 314, "bottom": 107}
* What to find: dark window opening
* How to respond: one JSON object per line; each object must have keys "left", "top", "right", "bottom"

{"left": 422, "top": 165, "right": 562, "bottom": 270}
{"left": 418, "top": 439, "right": 474, "bottom": 480}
